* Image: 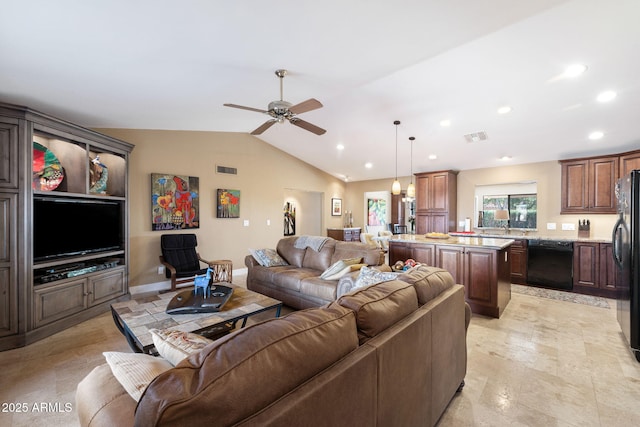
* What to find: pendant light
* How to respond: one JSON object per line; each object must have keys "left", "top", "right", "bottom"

{"left": 406, "top": 136, "right": 416, "bottom": 198}
{"left": 391, "top": 120, "right": 401, "bottom": 195}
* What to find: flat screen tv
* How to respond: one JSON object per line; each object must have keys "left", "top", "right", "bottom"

{"left": 33, "top": 196, "right": 124, "bottom": 262}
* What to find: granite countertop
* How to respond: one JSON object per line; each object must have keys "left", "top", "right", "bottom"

{"left": 390, "top": 234, "right": 514, "bottom": 250}
{"left": 449, "top": 231, "right": 611, "bottom": 243}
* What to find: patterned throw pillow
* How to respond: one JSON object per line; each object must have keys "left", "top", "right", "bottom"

{"left": 150, "top": 328, "right": 214, "bottom": 366}
{"left": 320, "top": 257, "right": 363, "bottom": 280}
{"left": 353, "top": 266, "right": 399, "bottom": 290}
{"left": 103, "top": 352, "right": 173, "bottom": 402}
{"left": 249, "top": 248, "right": 289, "bottom": 267}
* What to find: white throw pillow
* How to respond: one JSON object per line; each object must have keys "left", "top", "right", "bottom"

{"left": 150, "top": 328, "right": 213, "bottom": 366}
{"left": 320, "top": 257, "right": 363, "bottom": 280}
{"left": 103, "top": 351, "right": 173, "bottom": 402}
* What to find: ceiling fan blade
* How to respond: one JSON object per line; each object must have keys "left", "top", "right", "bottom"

{"left": 288, "top": 98, "right": 323, "bottom": 115}
{"left": 223, "top": 103, "right": 268, "bottom": 114}
{"left": 251, "top": 120, "right": 277, "bottom": 135}
{"left": 289, "top": 118, "right": 326, "bottom": 135}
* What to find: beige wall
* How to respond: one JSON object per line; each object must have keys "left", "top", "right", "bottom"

{"left": 95, "top": 128, "right": 346, "bottom": 289}
{"left": 346, "top": 162, "right": 617, "bottom": 241}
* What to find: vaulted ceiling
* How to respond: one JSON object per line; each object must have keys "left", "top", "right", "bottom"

{"left": 2, "top": 0, "right": 639, "bottom": 182}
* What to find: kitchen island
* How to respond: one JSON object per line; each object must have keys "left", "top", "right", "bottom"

{"left": 389, "top": 234, "right": 514, "bottom": 318}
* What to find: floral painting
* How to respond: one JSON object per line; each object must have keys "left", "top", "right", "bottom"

{"left": 217, "top": 189, "right": 240, "bottom": 218}
{"left": 151, "top": 173, "right": 199, "bottom": 230}
{"left": 367, "top": 198, "right": 386, "bottom": 226}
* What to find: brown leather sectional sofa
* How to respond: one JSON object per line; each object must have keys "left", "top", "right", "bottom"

{"left": 76, "top": 265, "right": 470, "bottom": 427}
{"left": 245, "top": 236, "right": 386, "bottom": 309}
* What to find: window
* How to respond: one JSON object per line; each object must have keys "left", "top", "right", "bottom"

{"left": 474, "top": 182, "right": 537, "bottom": 230}
{"left": 480, "top": 193, "right": 537, "bottom": 229}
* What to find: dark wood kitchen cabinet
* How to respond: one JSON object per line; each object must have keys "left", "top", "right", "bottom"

{"left": 560, "top": 156, "right": 618, "bottom": 214}
{"left": 415, "top": 170, "right": 457, "bottom": 234}
{"left": 509, "top": 239, "right": 528, "bottom": 284}
{"left": 620, "top": 151, "right": 640, "bottom": 177}
{"left": 573, "top": 241, "right": 619, "bottom": 298}
{"left": 446, "top": 246, "right": 511, "bottom": 319}
{"left": 389, "top": 240, "right": 511, "bottom": 318}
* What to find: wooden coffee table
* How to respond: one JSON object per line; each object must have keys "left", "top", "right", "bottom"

{"left": 111, "top": 283, "right": 282, "bottom": 354}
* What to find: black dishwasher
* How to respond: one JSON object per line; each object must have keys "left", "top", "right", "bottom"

{"left": 526, "top": 240, "right": 574, "bottom": 290}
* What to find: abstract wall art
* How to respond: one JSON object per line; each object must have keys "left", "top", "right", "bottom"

{"left": 217, "top": 189, "right": 240, "bottom": 218}
{"left": 151, "top": 173, "right": 200, "bottom": 230}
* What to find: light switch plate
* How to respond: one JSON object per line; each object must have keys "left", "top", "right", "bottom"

{"left": 546, "top": 223, "right": 557, "bottom": 230}
{"left": 561, "top": 223, "right": 575, "bottom": 231}
{"left": 243, "top": 220, "right": 250, "bottom": 227}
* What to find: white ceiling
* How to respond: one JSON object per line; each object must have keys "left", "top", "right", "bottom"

{"left": 2, "top": 0, "right": 640, "bottom": 182}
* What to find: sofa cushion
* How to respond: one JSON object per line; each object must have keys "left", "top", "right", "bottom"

{"left": 276, "top": 236, "right": 308, "bottom": 267}
{"left": 135, "top": 305, "right": 359, "bottom": 426}
{"left": 300, "top": 276, "right": 340, "bottom": 301}
{"left": 272, "top": 268, "right": 320, "bottom": 292}
{"left": 336, "top": 280, "right": 418, "bottom": 342}
{"left": 396, "top": 265, "right": 455, "bottom": 305}
{"left": 150, "top": 329, "right": 213, "bottom": 366}
{"left": 249, "top": 264, "right": 296, "bottom": 284}
{"left": 302, "top": 239, "right": 336, "bottom": 271}
{"left": 249, "top": 248, "right": 289, "bottom": 267}
{"left": 320, "top": 257, "right": 363, "bottom": 280}
{"left": 333, "top": 241, "right": 382, "bottom": 266}
{"left": 103, "top": 352, "right": 173, "bottom": 402}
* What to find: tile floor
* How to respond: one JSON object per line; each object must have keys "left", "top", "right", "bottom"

{"left": 1, "top": 277, "right": 639, "bottom": 427}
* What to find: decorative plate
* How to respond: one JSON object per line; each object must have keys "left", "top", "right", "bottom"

{"left": 425, "top": 232, "right": 450, "bottom": 239}
{"left": 33, "top": 142, "right": 64, "bottom": 191}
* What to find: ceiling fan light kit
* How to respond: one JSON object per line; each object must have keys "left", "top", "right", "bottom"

{"left": 223, "top": 69, "right": 326, "bottom": 136}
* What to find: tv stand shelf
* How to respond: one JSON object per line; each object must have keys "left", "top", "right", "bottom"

{"left": 0, "top": 102, "right": 134, "bottom": 351}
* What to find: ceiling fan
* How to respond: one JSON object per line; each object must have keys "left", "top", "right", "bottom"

{"left": 224, "top": 69, "right": 326, "bottom": 136}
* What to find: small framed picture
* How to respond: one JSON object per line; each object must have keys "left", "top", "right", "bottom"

{"left": 331, "top": 198, "right": 342, "bottom": 216}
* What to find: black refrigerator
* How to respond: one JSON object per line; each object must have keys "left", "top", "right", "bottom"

{"left": 613, "top": 170, "right": 640, "bottom": 362}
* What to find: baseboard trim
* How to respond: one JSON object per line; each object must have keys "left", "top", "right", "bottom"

{"left": 130, "top": 267, "right": 248, "bottom": 295}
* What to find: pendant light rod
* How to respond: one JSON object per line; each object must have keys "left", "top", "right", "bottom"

{"left": 407, "top": 136, "right": 416, "bottom": 199}
{"left": 392, "top": 120, "right": 401, "bottom": 195}
{"left": 409, "top": 136, "right": 415, "bottom": 182}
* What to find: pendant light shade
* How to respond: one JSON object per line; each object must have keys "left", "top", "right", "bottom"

{"left": 406, "top": 136, "right": 416, "bottom": 198}
{"left": 391, "top": 120, "right": 401, "bottom": 195}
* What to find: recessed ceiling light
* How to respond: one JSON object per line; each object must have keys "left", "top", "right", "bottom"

{"left": 440, "top": 119, "right": 451, "bottom": 127}
{"left": 364, "top": 162, "right": 372, "bottom": 168}
{"left": 336, "top": 144, "right": 345, "bottom": 150}
{"left": 588, "top": 131, "right": 604, "bottom": 140}
{"left": 498, "top": 156, "right": 512, "bottom": 161}
{"left": 597, "top": 90, "right": 617, "bottom": 103}
{"left": 428, "top": 154, "right": 437, "bottom": 160}
{"left": 497, "top": 106, "right": 512, "bottom": 115}
{"left": 564, "top": 63, "right": 587, "bottom": 78}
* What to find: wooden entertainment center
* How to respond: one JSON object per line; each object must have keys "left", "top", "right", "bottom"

{"left": 0, "top": 102, "right": 133, "bottom": 351}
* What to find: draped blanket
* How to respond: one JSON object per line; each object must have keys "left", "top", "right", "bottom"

{"left": 294, "top": 235, "right": 329, "bottom": 252}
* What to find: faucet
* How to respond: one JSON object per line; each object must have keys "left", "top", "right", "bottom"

{"left": 503, "top": 224, "right": 510, "bottom": 235}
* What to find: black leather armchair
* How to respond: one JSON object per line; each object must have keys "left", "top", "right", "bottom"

{"left": 159, "top": 234, "right": 211, "bottom": 291}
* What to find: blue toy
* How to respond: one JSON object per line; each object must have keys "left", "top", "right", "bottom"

{"left": 194, "top": 267, "right": 213, "bottom": 297}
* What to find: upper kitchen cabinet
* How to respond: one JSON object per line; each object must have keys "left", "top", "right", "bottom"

{"left": 560, "top": 156, "right": 618, "bottom": 214}
{"left": 415, "top": 170, "right": 457, "bottom": 233}
{"left": 560, "top": 149, "right": 640, "bottom": 214}
{"left": 620, "top": 150, "right": 640, "bottom": 177}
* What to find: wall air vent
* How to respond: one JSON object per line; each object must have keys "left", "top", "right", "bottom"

{"left": 464, "top": 131, "right": 488, "bottom": 143}
{"left": 216, "top": 165, "right": 238, "bottom": 175}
